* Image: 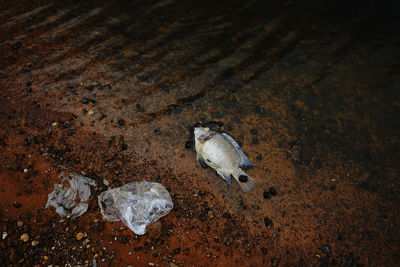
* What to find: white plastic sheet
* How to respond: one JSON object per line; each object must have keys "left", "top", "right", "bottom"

{"left": 98, "top": 182, "right": 173, "bottom": 235}
{"left": 45, "top": 172, "right": 96, "bottom": 218}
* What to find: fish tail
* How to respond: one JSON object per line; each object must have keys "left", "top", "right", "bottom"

{"left": 232, "top": 168, "right": 256, "bottom": 192}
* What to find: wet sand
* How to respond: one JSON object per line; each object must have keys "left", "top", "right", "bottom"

{"left": 1, "top": 0, "right": 399, "bottom": 266}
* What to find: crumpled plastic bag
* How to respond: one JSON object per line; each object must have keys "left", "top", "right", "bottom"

{"left": 98, "top": 181, "right": 173, "bottom": 235}
{"left": 45, "top": 172, "right": 96, "bottom": 218}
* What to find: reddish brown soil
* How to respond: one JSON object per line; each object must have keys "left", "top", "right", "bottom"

{"left": 1, "top": 1, "right": 400, "bottom": 266}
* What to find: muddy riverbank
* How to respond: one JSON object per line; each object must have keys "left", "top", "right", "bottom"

{"left": 1, "top": 0, "right": 399, "bottom": 265}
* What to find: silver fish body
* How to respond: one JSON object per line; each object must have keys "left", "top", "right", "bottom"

{"left": 194, "top": 127, "right": 256, "bottom": 192}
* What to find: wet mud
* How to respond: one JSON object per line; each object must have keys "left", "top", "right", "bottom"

{"left": 1, "top": 0, "right": 400, "bottom": 266}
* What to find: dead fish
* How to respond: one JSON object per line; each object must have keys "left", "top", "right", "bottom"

{"left": 194, "top": 127, "right": 256, "bottom": 192}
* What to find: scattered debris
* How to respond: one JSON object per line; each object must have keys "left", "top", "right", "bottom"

{"left": 45, "top": 172, "right": 97, "bottom": 218}
{"left": 76, "top": 232, "right": 85, "bottom": 241}
{"left": 98, "top": 182, "right": 173, "bottom": 235}
{"left": 20, "top": 233, "right": 29, "bottom": 242}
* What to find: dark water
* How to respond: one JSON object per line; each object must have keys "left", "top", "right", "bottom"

{"left": 3, "top": 0, "right": 398, "bottom": 184}
{"left": 1, "top": 0, "right": 400, "bottom": 264}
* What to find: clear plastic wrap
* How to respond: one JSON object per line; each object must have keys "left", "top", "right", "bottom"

{"left": 45, "top": 172, "right": 96, "bottom": 218}
{"left": 98, "top": 182, "right": 173, "bottom": 235}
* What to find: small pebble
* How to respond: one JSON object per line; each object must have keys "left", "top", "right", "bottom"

{"left": 17, "top": 221, "right": 24, "bottom": 227}
{"left": 76, "top": 232, "right": 84, "bottom": 241}
{"left": 52, "top": 122, "right": 58, "bottom": 127}
{"left": 11, "top": 42, "right": 22, "bottom": 50}
{"left": 31, "top": 240, "right": 39, "bottom": 246}
{"left": 222, "top": 213, "right": 231, "bottom": 219}
{"left": 251, "top": 137, "right": 259, "bottom": 145}
{"left": 239, "top": 175, "right": 248, "bottom": 182}
{"left": 20, "top": 233, "right": 29, "bottom": 242}
{"left": 261, "top": 247, "right": 267, "bottom": 255}
{"left": 269, "top": 187, "right": 277, "bottom": 196}
{"left": 12, "top": 202, "right": 22, "bottom": 208}
{"left": 208, "top": 211, "right": 214, "bottom": 219}
{"left": 2, "top": 232, "right": 7, "bottom": 240}
{"left": 171, "top": 248, "right": 181, "bottom": 255}
{"left": 184, "top": 140, "right": 193, "bottom": 149}
{"left": 322, "top": 245, "right": 331, "bottom": 254}
{"left": 264, "top": 217, "right": 272, "bottom": 227}
{"left": 103, "top": 179, "right": 110, "bottom": 187}
{"left": 7, "top": 162, "right": 21, "bottom": 171}
{"left": 88, "top": 110, "right": 94, "bottom": 115}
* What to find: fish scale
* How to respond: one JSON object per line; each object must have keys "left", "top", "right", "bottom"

{"left": 203, "top": 134, "right": 239, "bottom": 171}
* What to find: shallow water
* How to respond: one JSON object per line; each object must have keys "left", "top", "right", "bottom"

{"left": 1, "top": 0, "right": 400, "bottom": 265}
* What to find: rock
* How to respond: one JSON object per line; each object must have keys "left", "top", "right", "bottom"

{"left": 20, "top": 233, "right": 29, "bottom": 242}
{"left": 2, "top": 232, "right": 7, "bottom": 240}
{"left": 134, "top": 246, "right": 143, "bottom": 252}
{"left": 263, "top": 191, "right": 271, "bottom": 199}
{"left": 147, "top": 221, "right": 162, "bottom": 240}
{"left": 322, "top": 245, "right": 331, "bottom": 254}
{"left": 261, "top": 247, "right": 267, "bottom": 255}
{"left": 239, "top": 175, "right": 248, "bottom": 182}
{"left": 251, "top": 137, "right": 259, "bottom": 145}
{"left": 76, "top": 232, "right": 84, "bottom": 241}
{"left": 264, "top": 217, "right": 272, "bottom": 228}
{"left": 269, "top": 187, "right": 277, "bottom": 196}
{"left": 207, "top": 211, "right": 214, "bottom": 219}
{"left": 17, "top": 221, "right": 23, "bottom": 227}
{"left": 222, "top": 213, "right": 231, "bottom": 219}
{"left": 6, "top": 161, "right": 21, "bottom": 171}
{"left": 172, "top": 248, "right": 181, "bottom": 255}
{"left": 31, "top": 240, "right": 39, "bottom": 246}
{"left": 184, "top": 140, "right": 193, "bottom": 149}
{"left": 11, "top": 42, "right": 22, "bottom": 50}
{"left": 13, "top": 202, "right": 22, "bottom": 208}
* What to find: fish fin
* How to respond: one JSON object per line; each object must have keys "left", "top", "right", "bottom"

{"left": 231, "top": 168, "right": 256, "bottom": 192}
{"left": 221, "top": 133, "right": 256, "bottom": 169}
{"left": 197, "top": 154, "right": 208, "bottom": 169}
{"left": 217, "top": 172, "right": 232, "bottom": 185}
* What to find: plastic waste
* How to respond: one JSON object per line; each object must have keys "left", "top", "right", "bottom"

{"left": 45, "top": 172, "right": 97, "bottom": 218}
{"left": 98, "top": 181, "right": 173, "bottom": 235}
